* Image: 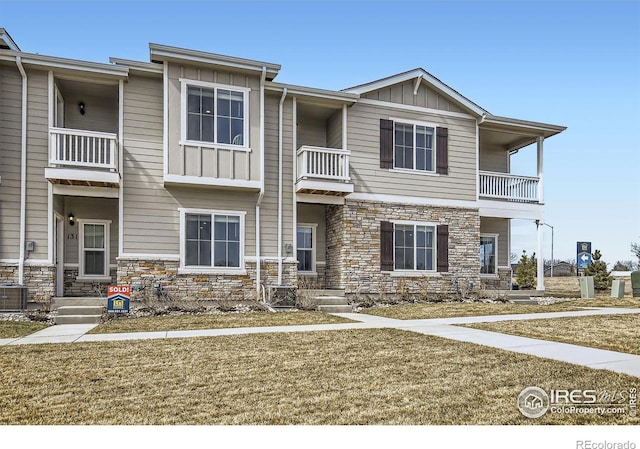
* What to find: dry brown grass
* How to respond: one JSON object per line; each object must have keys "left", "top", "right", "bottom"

{"left": 361, "top": 302, "right": 582, "bottom": 320}
{"left": 463, "top": 314, "right": 640, "bottom": 355}
{"left": 89, "top": 311, "right": 354, "bottom": 334}
{"left": 539, "top": 276, "right": 634, "bottom": 299}
{"left": 0, "top": 321, "right": 49, "bottom": 338}
{"left": 0, "top": 328, "right": 638, "bottom": 425}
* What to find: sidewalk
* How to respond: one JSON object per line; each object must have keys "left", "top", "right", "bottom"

{"left": 3, "top": 307, "right": 640, "bottom": 378}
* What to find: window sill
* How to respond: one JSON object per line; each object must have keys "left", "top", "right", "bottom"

{"left": 298, "top": 271, "right": 317, "bottom": 277}
{"left": 384, "top": 271, "right": 441, "bottom": 278}
{"left": 389, "top": 168, "right": 439, "bottom": 177}
{"left": 76, "top": 276, "right": 112, "bottom": 282}
{"left": 178, "top": 267, "right": 247, "bottom": 276}
{"left": 179, "top": 140, "right": 251, "bottom": 152}
{"left": 480, "top": 274, "right": 499, "bottom": 279}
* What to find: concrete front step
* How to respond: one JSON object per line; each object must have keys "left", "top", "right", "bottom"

{"left": 317, "top": 304, "right": 353, "bottom": 313}
{"left": 299, "top": 289, "right": 345, "bottom": 298}
{"left": 316, "top": 296, "right": 350, "bottom": 306}
{"left": 55, "top": 305, "right": 104, "bottom": 325}
{"left": 51, "top": 297, "right": 105, "bottom": 309}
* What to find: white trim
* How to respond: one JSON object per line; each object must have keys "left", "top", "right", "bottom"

{"left": 480, "top": 233, "right": 499, "bottom": 275}
{"left": 55, "top": 213, "right": 64, "bottom": 297}
{"left": 18, "top": 53, "right": 129, "bottom": 78}
{"left": 388, "top": 168, "right": 440, "bottom": 177}
{"left": 177, "top": 268, "right": 247, "bottom": 276}
{"left": 475, "top": 120, "right": 479, "bottom": 201}
{"left": 347, "top": 192, "right": 478, "bottom": 210}
{"left": 179, "top": 208, "right": 246, "bottom": 272}
{"left": 296, "top": 223, "right": 317, "bottom": 274}
{"left": 388, "top": 271, "right": 442, "bottom": 278}
{"left": 76, "top": 276, "right": 113, "bottom": 282}
{"left": 22, "top": 259, "right": 53, "bottom": 266}
{"left": 78, "top": 219, "right": 111, "bottom": 278}
{"left": 296, "top": 194, "right": 346, "bottom": 205}
{"left": 478, "top": 199, "right": 543, "bottom": 220}
{"left": 178, "top": 141, "right": 252, "bottom": 153}
{"left": 16, "top": 56, "right": 27, "bottom": 285}
{"left": 163, "top": 61, "right": 169, "bottom": 176}
{"left": 117, "top": 254, "right": 180, "bottom": 260}
{"left": 45, "top": 168, "right": 120, "bottom": 185}
{"left": 0, "top": 259, "right": 19, "bottom": 264}
{"left": 292, "top": 96, "right": 298, "bottom": 259}
{"left": 244, "top": 256, "right": 297, "bottom": 264}
{"left": 118, "top": 79, "right": 124, "bottom": 258}
{"left": 295, "top": 179, "right": 354, "bottom": 194}
{"left": 163, "top": 174, "right": 261, "bottom": 190}
{"left": 356, "top": 98, "right": 477, "bottom": 121}
{"left": 48, "top": 179, "right": 53, "bottom": 264}
{"left": 47, "top": 71, "right": 54, "bottom": 263}
{"left": 52, "top": 184, "right": 120, "bottom": 198}
{"left": 179, "top": 78, "right": 250, "bottom": 150}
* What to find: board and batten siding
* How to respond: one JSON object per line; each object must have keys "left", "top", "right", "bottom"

{"left": 24, "top": 68, "right": 50, "bottom": 260}
{"left": 166, "top": 62, "right": 261, "bottom": 182}
{"left": 0, "top": 64, "right": 22, "bottom": 259}
{"left": 347, "top": 102, "right": 477, "bottom": 201}
{"left": 480, "top": 217, "right": 509, "bottom": 267}
{"left": 363, "top": 80, "right": 466, "bottom": 113}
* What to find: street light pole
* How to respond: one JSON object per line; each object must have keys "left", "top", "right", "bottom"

{"left": 542, "top": 223, "right": 554, "bottom": 277}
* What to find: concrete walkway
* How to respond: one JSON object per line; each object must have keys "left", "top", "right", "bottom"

{"left": 2, "top": 307, "right": 640, "bottom": 378}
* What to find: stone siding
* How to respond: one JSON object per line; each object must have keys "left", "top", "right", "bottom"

{"left": 0, "top": 263, "right": 54, "bottom": 307}
{"left": 480, "top": 267, "right": 513, "bottom": 290}
{"left": 117, "top": 257, "right": 297, "bottom": 302}
{"left": 325, "top": 200, "right": 481, "bottom": 300}
{"left": 63, "top": 268, "right": 117, "bottom": 297}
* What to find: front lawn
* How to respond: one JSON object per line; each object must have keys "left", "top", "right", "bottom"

{"left": 462, "top": 313, "right": 640, "bottom": 355}
{"left": 0, "top": 328, "right": 637, "bottom": 425}
{"left": 88, "top": 310, "right": 354, "bottom": 334}
{"left": 0, "top": 320, "right": 49, "bottom": 338}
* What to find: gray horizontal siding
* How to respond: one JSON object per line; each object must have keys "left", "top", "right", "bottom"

{"left": 347, "top": 103, "right": 477, "bottom": 201}
{"left": 479, "top": 146, "right": 508, "bottom": 172}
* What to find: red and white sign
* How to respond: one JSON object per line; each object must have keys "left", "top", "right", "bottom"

{"left": 108, "top": 285, "right": 130, "bottom": 297}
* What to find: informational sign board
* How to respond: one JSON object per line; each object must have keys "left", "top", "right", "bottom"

{"left": 107, "top": 285, "right": 130, "bottom": 313}
{"left": 576, "top": 242, "right": 592, "bottom": 270}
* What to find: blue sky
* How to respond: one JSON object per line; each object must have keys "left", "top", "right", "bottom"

{"left": 3, "top": 0, "right": 639, "bottom": 267}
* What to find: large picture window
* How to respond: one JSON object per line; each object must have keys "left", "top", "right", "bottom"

{"left": 181, "top": 79, "right": 249, "bottom": 148}
{"left": 181, "top": 209, "right": 245, "bottom": 271}
{"left": 394, "top": 121, "right": 435, "bottom": 172}
{"left": 394, "top": 223, "right": 435, "bottom": 271}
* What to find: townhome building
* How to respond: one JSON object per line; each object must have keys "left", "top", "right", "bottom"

{"left": 0, "top": 28, "right": 565, "bottom": 309}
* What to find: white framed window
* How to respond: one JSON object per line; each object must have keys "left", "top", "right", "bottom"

{"left": 394, "top": 221, "right": 436, "bottom": 271}
{"left": 480, "top": 234, "right": 498, "bottom": 275}
{"left": 180, "top": 78, "right": 250, "bottom": 150}
{"left": 296, "top": 224, "right": 317, "bottom": 273}
{"left": 78, "top": 220, "right": 111, "bottom": 278}
{"left": 393, "top": 119, "right": 436, "bottom": 172}
{"left": 179, "top": 208, "right": 245, "bottom": 272}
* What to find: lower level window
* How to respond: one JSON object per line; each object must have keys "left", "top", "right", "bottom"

{"left": 183, "top": 210, "right": 243, "bottom": 269}
{"left": 480, "top": 235, "right": 497, "bottom": 274}
{"left": 297, "top": 225, "right": 314, "bottom": 272}
{"left": 395, "top": 223, "right": 435, "bottom": 271}
{"left": 80, "top": 221, "right": 110, "bottom": 277}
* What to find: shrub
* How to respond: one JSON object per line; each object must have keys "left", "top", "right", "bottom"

{"left": 584, "top": 249, "right": 612, "bottom": 290}
{"left": 515, "top": 250, "right": 537, "bottom": 290}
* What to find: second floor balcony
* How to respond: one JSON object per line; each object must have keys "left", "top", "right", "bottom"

{"left": 296, "top": 145, "right": 353, "bottom": 196}
{"left": 479, "top": 171, "right": 540, "bottom": 203}
{"left": 45, "top": 127, "right": 120, "bottom": 188}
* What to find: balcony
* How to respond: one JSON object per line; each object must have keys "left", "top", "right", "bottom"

{"left": 479, "top": 171, "right": 539, "bottom": 203}
{"left": 45, "top": 127, "right": 120, "bottom": 188}
{"left": 296, "top": 146, "right": 353, "bottom": 196}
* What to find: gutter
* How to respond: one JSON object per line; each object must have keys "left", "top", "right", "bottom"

{"left": 255, "top": 67, "right": 267, "bottom": 300}
{"left": 277, "top": 87, "right": 287, "bottom": 285}
{"left": 16, "top": 56, "right": 27, "bottom": 284}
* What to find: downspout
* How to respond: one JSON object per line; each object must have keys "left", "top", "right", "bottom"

{"left": 16, "top": 56, "right": 27, "bottom": 284}
{"left": 277, "top": 87, "right": 288, "bottom": 285}
{"left": 256, "top": 67, "right": 266, "bottom": 300}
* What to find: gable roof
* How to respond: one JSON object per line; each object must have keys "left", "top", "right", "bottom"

{"left": 0, "top": 28, "right": 20, "bottom": 51}
{"left": 343, "top": 68, "right": 489, "bottom": 117}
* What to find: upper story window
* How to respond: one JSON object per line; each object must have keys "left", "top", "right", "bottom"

{"left": 180, "top": 79, "right": 250, "bottom": 149}
{"left": 394, "top": 122, "right": 435, "bottom": 172}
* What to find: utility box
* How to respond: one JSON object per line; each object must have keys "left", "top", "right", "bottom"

{"left": 579, "top": 276, "right": 595, "bottom": 299}
{"left": 631, "top": 271, "right": 640, "bottom": 298}
{"left": 611, "top": 280, "right": 625, "bottom": 298}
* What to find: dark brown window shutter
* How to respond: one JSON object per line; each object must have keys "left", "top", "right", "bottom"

{"left": 436, "top": 127, "right": 448, "bottom": 175}
{"left": 437, "top": 224, "right": 449, "bottom": 272}
{"left": 380, "top": 119, "right": 393, "bottom": 169}
{"left": 380, "top": 221, "right": 394, "bottom": 271}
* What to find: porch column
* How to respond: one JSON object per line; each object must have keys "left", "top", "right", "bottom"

{"left": 537, "top": 136, "right": 544, "bottom": 203}
{"left": 536, "top": 220, "right": 545, "bottom": 291}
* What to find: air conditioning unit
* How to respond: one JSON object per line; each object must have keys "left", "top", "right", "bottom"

{"left": 0, "top": 285, "right": 28, "bottom": 311}
{"left": 269, "top": 286, "right": 296, "bottom": 308}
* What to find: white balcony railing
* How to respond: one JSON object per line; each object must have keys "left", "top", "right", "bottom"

{"left": 49, "top": 127, "right": 118, "bottom": 170}
{"left": 479, "top": 171, "right": 539, "bottom": 202}
{"left": 297, "top": 146, "right": 350, "bottom": 182}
